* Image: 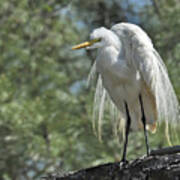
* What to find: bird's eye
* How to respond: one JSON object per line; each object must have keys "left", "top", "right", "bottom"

{"left": 90, "top": 38, "right": 102, "bottom": 44}
{"left": 94, "top": 38, "right": 101, "bottom": 42}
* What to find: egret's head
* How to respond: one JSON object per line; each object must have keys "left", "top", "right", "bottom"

{"left": 72, "top": 27, "right": 120, "bottom": 50}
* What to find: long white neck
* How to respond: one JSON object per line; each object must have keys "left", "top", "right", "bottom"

{"left": 96, "top": 45, "right": 120, "bottom": 74}
{"left": 104, "top": 30, "right": 121, "bottom": 51}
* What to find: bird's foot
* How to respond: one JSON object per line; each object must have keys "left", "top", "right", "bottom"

{"left": 120, "top": 159, "right": 129, "bottom": 167}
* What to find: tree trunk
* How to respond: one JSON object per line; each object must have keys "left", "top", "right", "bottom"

{"left": 43, "top": 146, "right": 180, "bottom": 180}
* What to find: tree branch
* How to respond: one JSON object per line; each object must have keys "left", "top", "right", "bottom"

{"left": 150, "top": 0, "right": 161, "bottom": 18}
{"left": 43, "top": 146, "right": 180, "bottom": 180}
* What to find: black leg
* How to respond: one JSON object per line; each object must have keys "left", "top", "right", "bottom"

{"left": 139, "top": 94, "right": 150, "bottom": 156}
{"left": 121, "top": 101, "right": 131, "bottom": 162}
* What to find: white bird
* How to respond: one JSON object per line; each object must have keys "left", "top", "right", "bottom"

{"left": 72, "top": 22, "right": 179, "bottom": 161}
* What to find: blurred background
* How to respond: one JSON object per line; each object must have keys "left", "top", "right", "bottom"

{"left": 0, "top": 0, "right": 179, "bottom": 179}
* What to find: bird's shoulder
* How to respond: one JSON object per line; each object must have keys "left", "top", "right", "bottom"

{"left": 111, "top": 22, "right": 153, "bottom": 49}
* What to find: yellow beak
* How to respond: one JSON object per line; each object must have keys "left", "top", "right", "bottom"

{"left": 72, "top": 38, "right": 101, "bottom": 50}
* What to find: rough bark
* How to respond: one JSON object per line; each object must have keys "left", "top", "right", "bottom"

{"left": 43, "top": 146, "right": 180, "bottom": 180}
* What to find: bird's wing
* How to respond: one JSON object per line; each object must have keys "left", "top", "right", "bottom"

{"left": 112, "top": 24, "right": 179, "bottom": 126}
{"left": 132, "top": 44, "right": 179, "bottom": 125}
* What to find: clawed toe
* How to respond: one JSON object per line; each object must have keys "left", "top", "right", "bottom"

{"left": 120, "top": 159, "right": 129, "bottom": 166}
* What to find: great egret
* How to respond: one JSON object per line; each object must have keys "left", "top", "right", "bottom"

{"left": 72, "top": 22, "right": 179, "bottom": 162}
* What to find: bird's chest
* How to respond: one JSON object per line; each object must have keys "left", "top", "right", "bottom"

{"left": 96, "top": 48, "right": 126, "bottom": 83}
{"left": 102, "top": 71, "right": 141, "bottom": 104}
{"left": 96, "top": 47, "right": 141, "bottom": 103}
{"left": 96, "top": 52, "right": 135, "bottom": 86}
{"left": 96, "top": 57, "right": 141, "bottom": 104}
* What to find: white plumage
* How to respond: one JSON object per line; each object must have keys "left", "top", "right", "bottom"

{"left": 73, "top": 22, "right": 179, "bottom": 140}
{"left": 87, "top": 23, "right": 179, "bottom": 136}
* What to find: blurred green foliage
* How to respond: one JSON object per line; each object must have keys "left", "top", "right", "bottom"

{"left": 0, "top": 0, "right": 179, "bottom": 179}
